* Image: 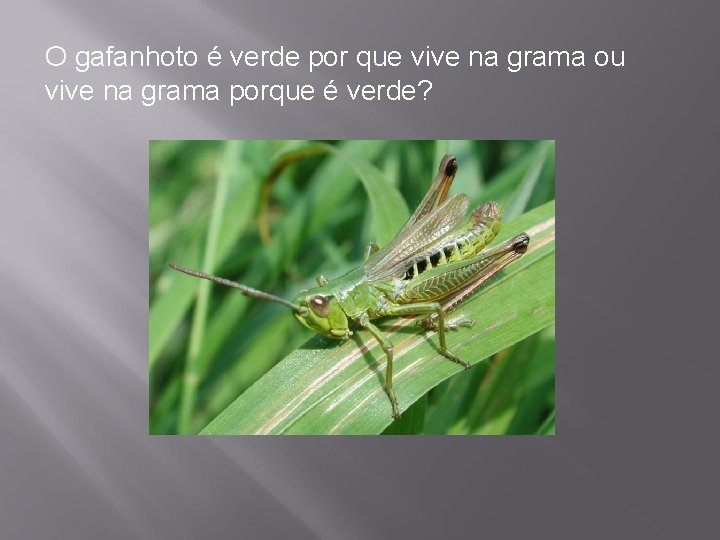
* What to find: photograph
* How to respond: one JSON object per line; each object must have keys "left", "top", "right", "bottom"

{"left": 149, "top": 140, "right": 555, "bottom": 435}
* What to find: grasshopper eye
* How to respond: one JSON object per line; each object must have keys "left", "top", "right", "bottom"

{"left": 308, "top": 295, "right": 333, "bottom": 317}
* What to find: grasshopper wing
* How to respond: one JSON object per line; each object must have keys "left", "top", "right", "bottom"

{"left": 363, "top": 193, "right": 469, "bottom": 280}
{"left": 398, "top": 154, "right": 458, "bottom": 234}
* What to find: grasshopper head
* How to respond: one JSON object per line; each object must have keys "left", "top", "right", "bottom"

{"left": 292, "top": 291, "right": 350, "bottom": 339}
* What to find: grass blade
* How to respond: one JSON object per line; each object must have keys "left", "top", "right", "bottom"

{"left": 178, "top": 141, "right": 239, "bottom": 433}
{"left": 323, "top": 144, "right": 410, "bottom": 246}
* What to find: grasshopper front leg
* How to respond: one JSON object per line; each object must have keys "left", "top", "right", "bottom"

{"left": 357, "top": 313, "right": 400, "bottom": 419}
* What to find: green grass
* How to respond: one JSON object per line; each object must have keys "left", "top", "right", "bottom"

{"left": 149, "top": 140, "right": 555, "bottom": 435}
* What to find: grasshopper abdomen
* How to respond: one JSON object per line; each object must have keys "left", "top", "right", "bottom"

{"left": 402, "top": 201, "right": 503, "bottom": 281}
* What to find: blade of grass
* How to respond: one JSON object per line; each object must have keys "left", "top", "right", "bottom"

{"left": 323, "top": 144, "right": 410, "bottom": 246}
{"left": 504, "top": 325, "right": 555, "bottom": 434}
{"left": 433, "top": 140, "right": 449, "bottom": 168}
{"left": 478, "top": 141, "right": 553, "bottom": 210}
{"left": 149, "top": 244, "right": 201, "bottom": 369}
{"left": 178, "top": 141, "right": 239, "bottom": 434}
{"left": 461, "top": 333, "right": 541, "bottom": 434}
{"left": 423, "top": 361, "right": 492, "bottom": 434}
{"left": 536, "top": 410, "right": 556, "bottom": 435}
{"left": 149, "top": 144, "right": 261, "bottom": 370}
{"left": 503, "top": 140, "right": 553, "bottom": 219}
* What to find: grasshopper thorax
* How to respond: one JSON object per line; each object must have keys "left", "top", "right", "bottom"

{"left": 292, "top": 290, "right": 351, "bottom": 339}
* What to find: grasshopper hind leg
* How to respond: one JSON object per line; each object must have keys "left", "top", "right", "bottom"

{"left": 382, "top": 303, "right": 472, "bottom": 370}
{"left": 431, "top": 305, "right": 472, "bottom": 369}
{"left": 359, "top": 303, "right": 469, "bottom": 420}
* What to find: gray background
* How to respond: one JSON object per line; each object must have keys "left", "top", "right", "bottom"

{"left": 2, "top": 0, "right": 718, "bottom": 538}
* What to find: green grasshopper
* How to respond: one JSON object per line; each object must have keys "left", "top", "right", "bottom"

{"left": 170, "top": 154, "right": 529, "bottom": 419}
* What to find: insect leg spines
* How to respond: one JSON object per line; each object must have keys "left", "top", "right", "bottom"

{"left": 378, "top": 302, "right": 472, "bottom": 369}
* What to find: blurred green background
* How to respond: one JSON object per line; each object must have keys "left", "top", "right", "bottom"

{"left": 149, "top": 140, "right": 555, "bottom": 435}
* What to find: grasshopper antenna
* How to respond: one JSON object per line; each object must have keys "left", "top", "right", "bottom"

{"left": 168, "top": 263, "right": 308, "bottom": 315}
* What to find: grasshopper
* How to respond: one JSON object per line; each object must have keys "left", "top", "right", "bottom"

{"left": 170, "top": 154, "right": 529, "bottom": 419}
